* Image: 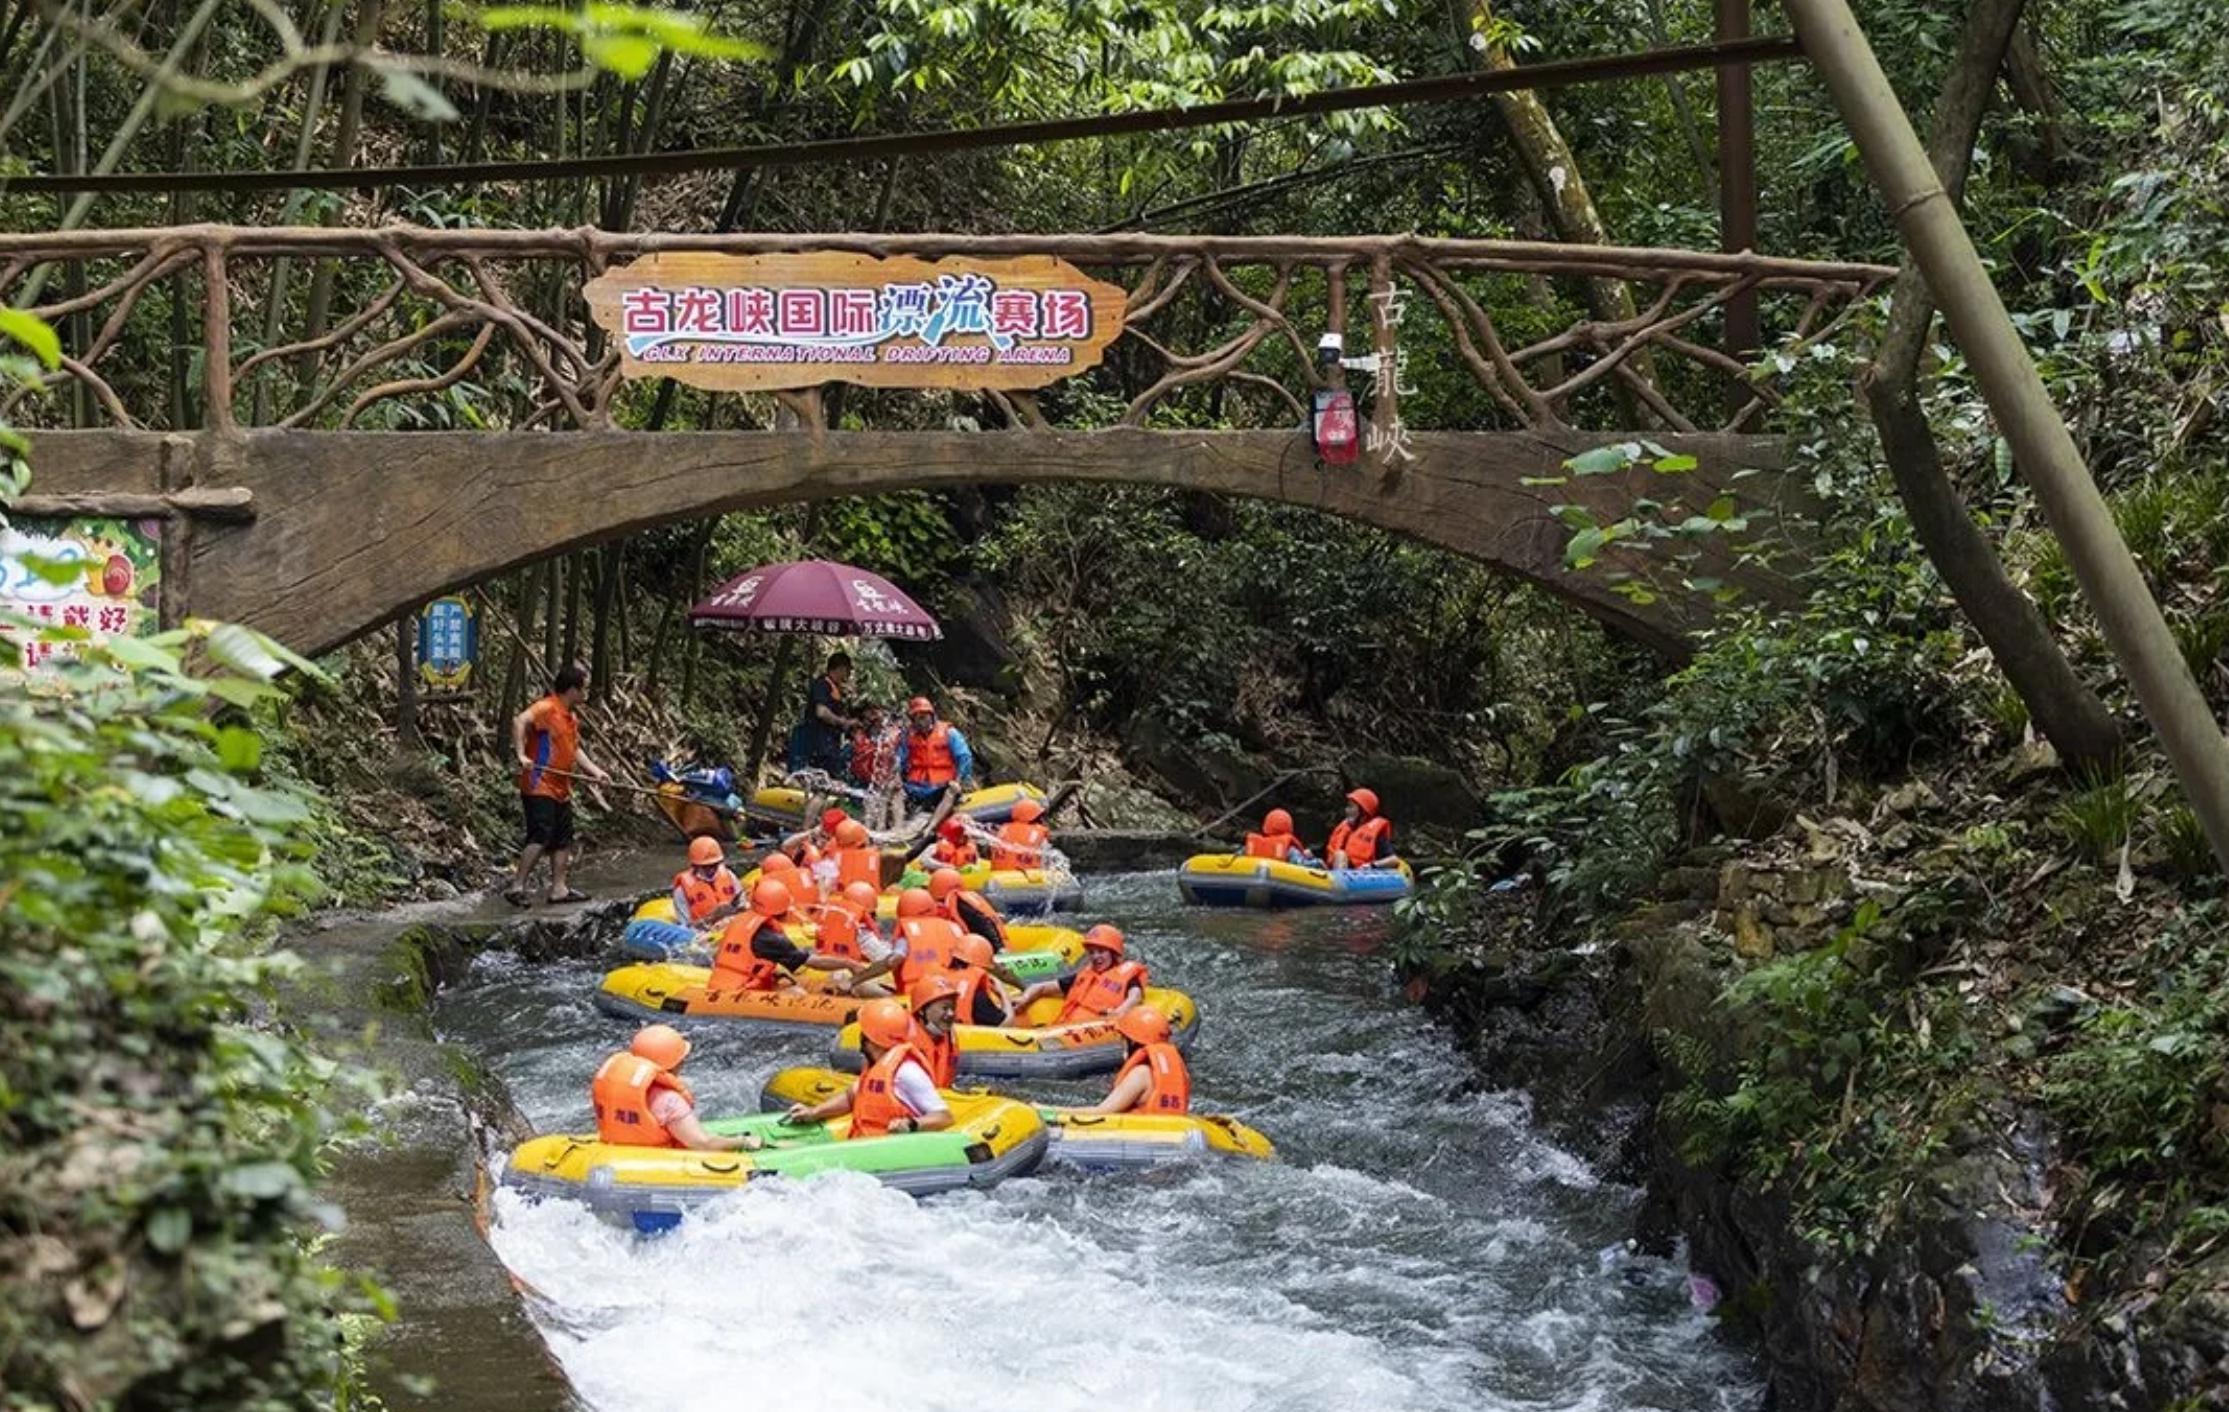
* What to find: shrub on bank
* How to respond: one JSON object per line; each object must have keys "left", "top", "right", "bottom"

{"left": 0, "top": 625, "right": 374, "bottom": 1409}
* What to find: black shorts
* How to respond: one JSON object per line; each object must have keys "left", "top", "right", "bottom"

{"left": 521, "top": 794, "right": 575, "bottom": 850}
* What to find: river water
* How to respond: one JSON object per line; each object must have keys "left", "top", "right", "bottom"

{"left": 442, "top": 870, "right": 1758, "bottom": 1412}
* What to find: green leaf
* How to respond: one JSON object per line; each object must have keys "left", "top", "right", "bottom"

{"left": 217, "top": 726, "right": 263, "bottom": 774}
{"left": 1551, "top": 503, "right": 1598, "bottom": 531}
{"left": 1652, "top": 453, "right": 1699, "bottom": 474}
{"left": 1565, "top": 445, "right": 1635, "bottom": 476}
{"left": 1566, "top": 526, "right": 1609, "bottom": 568}
{"left": 376, "top": 67, "right": 461, "bottom": 122}
{"left": 146, "top": 1206, "right": 193, "bottom": 1255}
{"left": 202, "top": 623, "right": 285, "bottom": 680}
{"left": 1706, "top": 495, "right": 1741, "bottom": 522}
{"left": 220, "top": 1161, "right": 303, "bottom": 1200}
{"left": 476, "top": 4, "right": 581, "bottom": 32}
{"left": 100, "top": 634, "right": 182, "bottom": 673}
{"left": 0, "top": 307, "right": 60, "bottom": 370}
{"left": 584, "top": 31, "right": 662, "bottom": 76}
{"left": 1518, "top": 475, "right": 1568, "bottom": 486}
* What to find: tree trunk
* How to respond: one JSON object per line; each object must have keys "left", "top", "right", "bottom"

{"left": 541, "top": 558, "right": 561, "bottom": 672}
{"left": 395, "top": 614, "right": 421, "bottom": 749}
{"left": 297, "top": 0, "right": 385, "bottom": 383}
{"left": 743, "top": 504, "right": 820, "bottom": 780}
{"left": 1461, "top": 0, "right": 1650, "bottom": 365}
{"left": 1860, "top": 0, "right": 2121, "bottom": 771}
{"left": 560, "top": 550, "right": 584, "bottom": 668}
{"left": 589, "top": 542, "right": 621, "bottom": 697}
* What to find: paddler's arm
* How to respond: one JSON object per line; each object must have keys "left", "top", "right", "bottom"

{"left": 670, "top": 1112, "right": 761, "bottom": 1152}
{"left": 785, "top": 1090, "right": 851, "bottom": 1125}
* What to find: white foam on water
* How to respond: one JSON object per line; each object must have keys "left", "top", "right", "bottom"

{"left": 489, "top": 1172, "right": 1453, "bottom": 1412}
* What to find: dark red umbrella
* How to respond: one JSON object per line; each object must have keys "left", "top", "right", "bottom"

{"left": 688, "top": 559, "right": 942, "bottom": 641}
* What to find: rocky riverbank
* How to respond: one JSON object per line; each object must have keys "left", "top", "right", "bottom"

{"left": 1403, "top": 772, "right": 2229, "bottom": 1411}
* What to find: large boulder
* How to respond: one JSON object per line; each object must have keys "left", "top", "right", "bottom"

{"left": 1122, "top": 714, "right": 1277, "bottom": 813}
{"left": 1341, "top": 753, "right": 1484, "bottom": 832}
{"left": 906, "top": 575, "right": 1020, "bottom": 691}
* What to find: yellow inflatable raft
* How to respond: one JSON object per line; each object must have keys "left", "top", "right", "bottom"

{"left": 745, "top": 781, "right": 1049, "bottom": 830}
{"left": 504, "top": 1092, "right": 1048, "bottom": 1233}
{"left": 759, "top": 1066, "right": 1272, "bottom": 1171}
{"left": 1177, "top": 855, "right": 1415, "bottom": 908}
{"left": 828, "top": 986, "right": 1200, "bottom": 1080}
{"left": 622, "top": 897, "right": 1086, "bottom": 977}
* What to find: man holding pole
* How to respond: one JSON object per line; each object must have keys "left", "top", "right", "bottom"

{"left": 505, "top": 663, "right": 612, "bottom": 906}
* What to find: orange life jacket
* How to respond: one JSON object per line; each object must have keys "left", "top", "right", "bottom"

{"left": 955, "top": 966, "right": 1007, "bottom": 1027}
{"left": 906, "top": 1019, "right": 958, "bottom": 1089}
{"left": 832, "top": 846, "right": 883, "bottom": 893}
{"left": 991, "top": 820, "right": 1047, "bottom": 871}
{"left": 1327, "top": 815, "right": 1392, "bottom": 866}
{"left": 940, "top": 890, "right": 1008, "bottom": 950}
{"left": 896, "top": 915, "right": 964, "bottom": 988}
{"left": 929, "top": 837, "right": 979, "bottom": 869}
{"left": 1242, "top": 832, "right": 1299, "bottom": 860}
{"left": 850, "top": 1043, "right": 924, "bottom": 1139}
{"left": 1057, "top": 960, "right": 1147, "bottom": 1024}
{"left": 673, "top": 866, "right": 741, "bottom": 923}
{"left": 590, "top": 1052, "right": 695, "bottom": 1147}
{"left": 814, "top": 906, "right": 868, "bottom": 963}
{"left": 709, "top": 912, "right": 788, "bottom": 991}
{"left": 905, "top": 723, "right": 958, "bottom": 786}
{"left": 1116, "top": 1042, "right": 1191, "bottom": 1115}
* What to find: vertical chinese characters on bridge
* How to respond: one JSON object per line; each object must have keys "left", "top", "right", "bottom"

{"left": 585, "top": 252, "right": 1128, "bottom": 393}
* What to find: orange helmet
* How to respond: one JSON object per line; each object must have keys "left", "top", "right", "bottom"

{"left": 1114, "top": 1006, "right": 1171, "bottom": 1047}
{"left": 761, "top": 851, "right": 797, "bottom": 874}
{"left": 907, "top": 696, "right": 935, "bottom": 716}
{"left": 1346, "top": 787, "right": 1379, "bottom": 816}
{"left": 858, "top": 998, "right": 913, "bottom": 1050}
{"left": 687, "top": 836, "right": 724, "bottom": 867}
{"left": 835, "top": 819, "right": 870, "bottom": 848}
{"left": 928, "top": 868, "right": 964, "bottom": 901}
{"left": 953, "top": 933, "right": 995, "bottom": 969}
{"left": 820, "top": 807, "right": 849, "bottom": 832}
{"left": 842, "top": 880, "right": 881, "bottom": 916}
{"left": 896, "top": 887, "right": 936, "bottom": 919}
{"left": 751, "top": 878, "right": 793, "bottom": 917}
{"left": 908, "top": 971, "right": 964, "bottom": 1011}
{"left": 1011, "top": 799, "right": 1045, "bottom": 823}
{"left": 1082, "top": 924, "right": 1126, "bottom": 958}
{"left": 1263, "top": 808, "right": 1293, "bottom": 836}
{"left": 630, "top": 1023, "right": 691, "bottom": 1071}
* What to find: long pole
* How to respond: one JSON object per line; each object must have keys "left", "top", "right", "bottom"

{"left": 1781, "top": 0, "right": 2229, "bottom": 874}
{"left": 1715, "top": 0, "right": 1759, "bottom": 373}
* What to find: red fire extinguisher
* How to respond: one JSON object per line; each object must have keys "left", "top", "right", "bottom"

{"left": 1312, "top": 332, "right": 1358, "bottom": 466}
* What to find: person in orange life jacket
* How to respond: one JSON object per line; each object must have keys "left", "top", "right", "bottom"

{"left": 815, "top": 880, "right": 903, "bottom": 998}
{"left": 915, "top": 815, "right": 980, "bottom": 870}
{"left": 897, "top": 696, "right": 975, "bottom": 807}
{"left": 1325, "top": 788, "right": 1395, "bottom": 870}
{"left": 928, "top": 868, "right": 1025, "bottom": 988}
{"left": 778, "top": 806, "right": 849, "bottom": 873}
{"left": 1014, "top": 925, "right": 1147, "bottom": 1022}
{"left": 758, "top": 849, "right": 822, "bottom": 909}
{"left": 1241, "top": 808, "right": 1315, "bottom": 866}
{"left": 782, "top": 999, "right": 952, "bottom": 1138}
{"left": 1083, "top": 1006, "right": 1191, "bottom": 1116}
{"left": 890, "top": 887, "right": 967, "bottom": 989}
{"left": 590, "top": 1024, "right": 761, "bottom": 1151}
{"left": 707, "top": 879, "right": 855, "bottom": 993}
{"left": 505, "top": 663, "right": 612, "bottom": 908}
{"left": 671, "top": 836, "right": 744, "bottom": 926}
{"left": 904, "top": 971, "right": 963, "bottom": 1089}
{"left": 990, "top": 798, "right": 1050, "bottom": 870}
{"left": 827, "top": 818, "right": 884, "bottom": 893}
{"left": 949, "top": 932, "right": 1015, "bottom": 1027}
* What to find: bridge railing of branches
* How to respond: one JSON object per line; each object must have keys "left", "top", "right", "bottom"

{"left": 0, "top": 226, "right": 1895, "bottom": 442}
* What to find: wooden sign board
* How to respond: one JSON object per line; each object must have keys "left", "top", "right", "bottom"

{"left": 582, "top": 251, "right": 1127, "bottom": 393}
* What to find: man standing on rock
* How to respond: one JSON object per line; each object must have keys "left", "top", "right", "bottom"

{"left": 505, "top": 664, "right": 611, "bottom": 907}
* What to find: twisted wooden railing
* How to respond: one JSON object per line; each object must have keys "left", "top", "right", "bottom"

{"left": 0, "top": 225, "right": 1895, "bottom": 443}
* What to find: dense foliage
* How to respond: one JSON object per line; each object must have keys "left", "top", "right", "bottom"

{"left": 0, "top": 623, "right": 372, "bottom": 1408}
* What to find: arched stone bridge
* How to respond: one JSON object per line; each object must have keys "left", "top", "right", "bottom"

{"left": 2, "top": 226, "right": 1894, "bottom": 656}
